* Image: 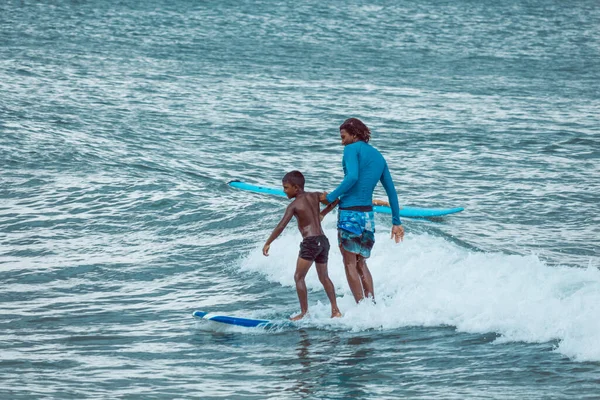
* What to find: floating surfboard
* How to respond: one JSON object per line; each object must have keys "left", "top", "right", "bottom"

{"left": 228, "top": 180, "right": 464, "bottom": 218}
{"left": 193, "top": 310, "right": 275, "bottom": 328}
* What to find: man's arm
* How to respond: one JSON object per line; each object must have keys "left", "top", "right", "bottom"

{"left": 324, "top": 145, "right": 359, "bottom": 204}
{"left": 380, "top": 163, "right": 404, "bottom": 242}
{"left": 263, "top": 203, "right": 295, "bottom": 256}
{"left": 380, "top": 163, "right": 401, "bottom": 225}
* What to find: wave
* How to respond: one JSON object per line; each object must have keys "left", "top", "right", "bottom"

{"left": 240, "top": 222, "right": 600, "bottom": 362}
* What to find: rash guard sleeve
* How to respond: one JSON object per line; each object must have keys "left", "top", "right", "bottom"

{"left": 326, "top": 144, "right": 359, "bottom": 203}
{"left": 381, "top": 162, "right": 402, "bottom": 225}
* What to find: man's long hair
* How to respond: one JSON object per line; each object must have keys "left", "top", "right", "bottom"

{"left": 340, "top": 118, "right": 371, "bottom": 143}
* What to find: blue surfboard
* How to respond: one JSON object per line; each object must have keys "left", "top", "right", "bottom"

{"left": 228, "top": 180, "right": 464, "bottom": 218}
{"left": 193, "top": 310, "right": 275, "bottom": 328}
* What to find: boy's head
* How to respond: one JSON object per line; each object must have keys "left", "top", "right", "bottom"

{"left": 282, "top": 170, "right": 305, "bottom": 198}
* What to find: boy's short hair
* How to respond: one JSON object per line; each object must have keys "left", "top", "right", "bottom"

{"left": 282, "top": 170, "right": 305, "bottom": 188}
{"left": 340, "top": 118, "right": 371, "bottom": 143}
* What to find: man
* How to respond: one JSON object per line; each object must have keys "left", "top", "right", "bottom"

{"left": 321, "top": 118, "right": 404, "bottom": 302}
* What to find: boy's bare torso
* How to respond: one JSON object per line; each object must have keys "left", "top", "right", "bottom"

{"left": 290, "top": 192, "right": 324, "bottom": 238}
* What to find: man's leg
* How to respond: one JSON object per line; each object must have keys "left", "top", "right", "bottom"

{"left": 356, "top": 256, "right": 374, "bottom": 300}
{"left": 315, "top": 262, "right": 342, "bottom": 318}
{"left": 291, "top": 257, "right": 313, "bottom": 321}
{"left": 340, "top": 245, "right": 364, "bottom": 303}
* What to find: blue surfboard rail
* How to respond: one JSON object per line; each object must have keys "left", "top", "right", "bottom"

{"left": 193, "top": 310, "right": 273, "bottom": 328}
{"left": 228, "top": 180, "right": 464, "bottom": 218}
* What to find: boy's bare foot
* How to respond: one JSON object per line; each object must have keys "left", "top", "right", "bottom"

{"left": 331, "top": 309, "right": 342, "bottom": 318}
{"left": 290, "top": 312, "right": 307, "bottom": 321}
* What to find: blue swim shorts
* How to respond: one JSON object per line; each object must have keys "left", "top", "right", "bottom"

{"left": 337, "top": 209, "right": 376, "bottom": 258}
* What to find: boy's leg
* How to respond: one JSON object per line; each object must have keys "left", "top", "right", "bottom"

{"left": 340, "top": 245, "right": 365, "bottom": 303}
{"left": 291, "top": 257, "right": 313, "bottom": 320}
{"left": 356, "top": 256, "right": 374, "bottom": 300}
{"left": 315, "top": 262, "right": 341, "bottom": 318}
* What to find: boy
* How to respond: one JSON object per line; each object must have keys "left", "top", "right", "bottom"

{"left": 262, "top": 171, "right": 341, "bottom": 321}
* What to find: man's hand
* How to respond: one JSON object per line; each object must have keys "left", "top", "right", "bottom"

{"left": 319, "top": 192, "right": 330, "bottom": 205}
{"left": 262, "top": 243, "right": 270, "bottom": 256}
{"left": 391, "top": 225, "right": 404, "bottom": 243}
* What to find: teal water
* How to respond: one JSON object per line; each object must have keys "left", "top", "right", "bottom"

{"left": 1, "top": 0, "right": 599, "bottom": 398}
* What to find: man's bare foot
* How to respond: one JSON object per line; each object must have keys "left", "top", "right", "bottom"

{"left": 331, "top": 309, "right": 342, "bottom": 318}
{"left": 290, "top": 312, "right": 307, "bottom": 321}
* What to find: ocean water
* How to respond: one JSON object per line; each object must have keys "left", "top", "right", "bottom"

{"left": 1, "top": 0, "right": 599, "bottom": 398}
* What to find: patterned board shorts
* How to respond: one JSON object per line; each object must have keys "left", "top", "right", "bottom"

{"left": 337, "top": 209, "right": 376, "bottom": 258}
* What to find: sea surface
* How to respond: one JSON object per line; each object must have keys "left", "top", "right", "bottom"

{"left": 1, "top": 0, "right": 599, "bottom": 398}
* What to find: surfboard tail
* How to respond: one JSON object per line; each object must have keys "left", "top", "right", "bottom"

{"left": 193, "top": 310, "right": 272, "bottom": 328}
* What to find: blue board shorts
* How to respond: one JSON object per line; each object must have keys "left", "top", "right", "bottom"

{"left": 337, "top": 209, "right": 376, "bottom": 258}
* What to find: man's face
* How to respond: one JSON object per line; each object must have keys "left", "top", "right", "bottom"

{"left": 283, "top": 183, "right": 297, "bottom": 198}
{"left": 340, "top": 129, "right": 355, "bottom": 145}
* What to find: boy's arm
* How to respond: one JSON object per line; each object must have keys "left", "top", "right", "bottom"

{"left": 263, "top": 203, "right": 295, "bottom": 256}
{"left": 320, "top": 198, "right": 339, "bottom": 220}
{"left": 372, "top": 199, "right": 390, "bottom": 206}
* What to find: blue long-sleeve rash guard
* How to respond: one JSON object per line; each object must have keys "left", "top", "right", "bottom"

{"left": 326, "top": 141, "right": 402, "bottom": 225}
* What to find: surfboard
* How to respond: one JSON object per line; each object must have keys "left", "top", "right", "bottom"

{"left": 193, "top": 310, "right": 275, "bottom": 328}
{"left": 228, "top": 180, "right": 464, "bottom": 218}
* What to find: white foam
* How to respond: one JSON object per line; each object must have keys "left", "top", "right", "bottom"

{"left": 240, "top": 227, "right": 600, "bottom": 362}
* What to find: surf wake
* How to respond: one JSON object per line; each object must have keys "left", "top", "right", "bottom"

{"left": 240, "top": 223, "right": 600, "bottom": 362}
